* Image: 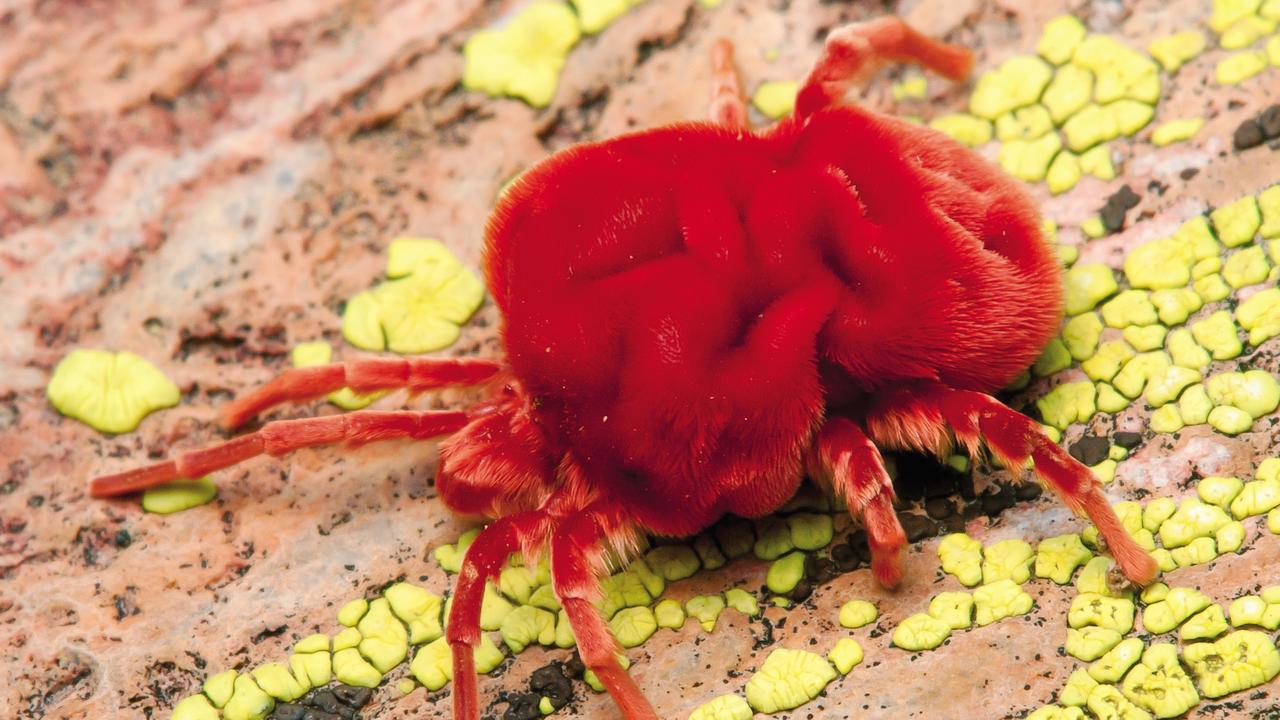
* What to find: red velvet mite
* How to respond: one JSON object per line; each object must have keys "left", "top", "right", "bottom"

{"left": 91, "top": 17, "right": 1158, "bottom": 720}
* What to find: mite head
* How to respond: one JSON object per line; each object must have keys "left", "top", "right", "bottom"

{"left": 436, "top": 382, "right": 558, "bottom": 519}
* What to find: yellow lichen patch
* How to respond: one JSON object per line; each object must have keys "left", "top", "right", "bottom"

{"left": 1070, "top": 593, "right": 1136, "bottom": 633}
{"left": 1033, "top": 339, "right": 1072, "bottom": 376}
{"left": 289, "top": 651, "right": 331, "bottom": 688}
{"left": 688, "top": 694, "right": 753, "bottom": 720}
{"left": 751, "top": 81, "right": 798, "bottom": 120}
{"left": 251, "top": 663, "right": 308, "bottom": 702}
{"left": 203, "top": 669, "right": 238, "bottom": 708}
{"left": 839, "top": 599, "right": 878, "bottom": 629}
{"left": 333, "top": 627, "right": 361, "bottom": 651}
{"left": 969, "top": 55, "right": 1054, "bottom": 120}
{"left": 1039, "top": 382, "right": 1097, "bottom": 430}
{"left": 609, "top": 607, "right": 658, "bottom": 648}
{"left": 938, "top": 533, "right": 983, "bottom": 587}
{"left": 1125, "top": 222, "right": 1219, "bottom": 289}
{"left": 1092, "top": 458, "right": 1118, "bottom": 484}
{"left": 1208, "top": 406, "right": 1252, "bottom": 435}
{"left": 141, "top": 477, "right": 217, "bottom": 515}
{"left": 1194, "top": 273, "right": 1232, "bottom": 303}
{"left": 1237, "top": 288, "right": 1280, "bottom": 345}
{"left": 1121, "top": 643, "right": 1200, "bottom": 719}
{"left": 1148, "top": 30, "right": 1206, "bottom": 72}
{"left": 928, "top": 591, "right": 974, "bottom": 630}
{"left": 222, "top": 674, "right": 275, "bottom": 720}
{"left": 787, "top": 513, "right": 833, "bottom": 550}
{"left": 1063, "top": 313, "right": 1103, "bottom": 361}
{"left": 1190, "top": 312, "right": 1244, "bottom": 360}
{"left": 1036, "top": 534, "right": 1093, "bottom": 584}
{"left": 1198, "top": 476, "right": 1245, "bottom": 508}
{"left": 291, "top": 342, "right": 383, "bottom": 411}
{"left": 1144, "top": 366, "right": 1201, "bottom": 408}
{"left": 1063, "top": 104, "right": 1119, "bottom": 152}
{"left": 1181, "top": 604, "right": 1229, "bottom": 641}
{"left": 1042, "top": 64, "right": 1094, "bottom": 123}
{"left": 1066, "top": 626, "right": 1124, "bottom": 662}
{"left": 929, "top": 114, "right": 993, "bottom": 147}
{"left": 1098, "top": 383, "right": 1131, "bottom": 413}
{"left": 1210, "top": 0, "right": 1264, "bottom": 32}
{"left": 1059, "top": 669, "right": 1098, "bottom": 708}
{"left": 462, "top": 3, "right": 581, "bottom": 107}
{"left": 724, "top": 588, "right": 759, "bottom": 618}
{"left": 1046, "top": 151, "right": 1083, "bottom": 195}
{"left": 1216, "top": 520, "right": 1246, "bottom": 553}
{"left": 1089, "top": 637, "right": 1145, "bottom": 682}
{"left": 892, "top": 613, "right": 952, "bottom": 650}
{"left": 981, "top": 539, "right": 1035, "bottom": 584}
{"left": 500, "top": 605, "right": 557, "bottom": 653}
{"left": 343, "top": 238, "right": 484, "bottom": 354}
{"left": 1083, "top": 216, "right": 1107, "bottom": 239}
{"left": 434, "top": 528, "right": 480, "bottom": 574}
{"left": 1083, "top": 341, "right": 1135, "bottom": 383}
{"left": 1207, "top": 370, "right": 1280, "bottom": 419}
{"left": 654, "top": 598, "right": 685, "bottom": 629}
{"left": 1168, "top": 330, "right": 1211, "bottom": 372}
{"left": 385, "top": 583, "right": 444, "bottom": 644}
{"left": 973, "top": 579, "right": 1033, "bottom": 626}
{"left": 1151, "top": 118, "right": 1204, "bottom": 146}
{"left": 1065, "top": 264, "right": 1119, "bottom": 315}
{"left": 744, "top": 648, "right": 837, "bottom": 713}
{"left": 1159, "top": 499, "right": 1231, "bottom": 548}
{"left": 1087, "top": 683, "right": 1152, "bottom": 720}
{"left": 1260, "top": 186, "right": 1280, "bottom": 238}
{"left": 1151, "top": 404, "right": 1185, "bottom": 433}
{"left": 1073, "top": 34, "right": 1159, "bottom": 103}
{"left": 1172, "top": 536, "right": 1218, "bottom": 567}
{"left": 583, "top": 653, "right": 631, "bottom": 692}
{"left": 686, "top": 595, "right": 726, "bottom": 632}
{"left": 629, "top": 558, "right": 665, "bottom": 599}
{"left": 891, "top": 75, "right": 927, "bottom": 101}
{"left": 1123, "top": 325, "right": 1167, "bottom": 352}
{"left": 1223, "top": 246, "right": 1270, "bottom": 288}
{"left": 1183, "top": 630, "right": 1280, "bottom": 698}
{"left": 1113, "top": 352, "right": 1171, "bottom": 399}
{"left": 1216, "top": 50, "right": 1269, "bottom": 83}
{"left": 827, "top": 637, "right": 864, "bottom": 675}
{"left": 1221, "top": 15, "right": 1277, "bottom": 48}
{"left": 357, "top": 597, "right": 409, "bottom": 672}
{"left": 1228, "top": 595, "right": 1270, "bottom": 627}
{"left": 570, "top": 0, "right": 644, "bottom": 34}
{"left": 339, "top": 598, "right": 369, "bottom": 627}
{"left": 1212, "top": 195, "right": 1262, "bottom": 248}
{"left": 1143, "top": 499, "right": 1177, "bottom": 534}
{"left": 1269, "top": 33, "right": 1280, "bottom": 64}
{"left": 409, "top": 635, "right": 504, "bottom": 691}
{"left": 1039, "top": 15, "right": 1089, "bottom": 64}
{"left": 1150, "top": 289, "right": 1202, "bottom": 326}
{"left": 1076, "top": 556, "right": 1131, "bottom": 598}
{"left": 1079, "top": 144, "right": 1117, "bottom": 180}
{"left": 173, "top": 694, "right": 220, "bottom": 720}
{"left": 1142, "top": 587, "right": 1212, "bottom": 633}
{"left": 1109, "top": 99, "right": 1156, "bottom": 135}
{"left": 645, "top": 544, "right": 701, "bottom": 581}
{"left": 997, "top": 132, "right": 1062, "bottom": 182}
{"left": 753, "top": 518, "right": 794, "bottom": 560}
{"left": 766, "top": 551, "right": 806, "bottom": 594}
{"left": 996, "top": 104, "right": 1054, "bottom": 141}
{"left": 47, "top": 349, "right": 180, "bottom": 434}
{"left": 1230, "top": 476, "right": 1280, "bottom": 519}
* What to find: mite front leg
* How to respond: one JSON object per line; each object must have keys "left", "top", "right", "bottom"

{"left": 89, "top": 410, "right": 468, "bottom": 496}
{"left": 867, "top": 384, "right": 1159, "bottom": 586}
{"left": 709, "top": 38, "right": 748, "bottom": 130}
{"left": 808, "top": 417, "right": 907, "bottom": 588}
{"left": 551, "top": 506, "right": 658, "bottom": 720}
{"left": 796, "top": 16, "right": 974, "bottom": 117}
{"left": 446, "top": 510, "right": 552, "bottom": 720}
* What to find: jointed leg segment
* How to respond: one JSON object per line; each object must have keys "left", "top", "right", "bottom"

{"left": 809, "top": 417, "right": 907, "bottom": 588}
{"left": 709, "top": 38, "right": 748, "bottom": 129}
{"left": 219, "top": 357, "right": 500, "bottom": 429}
{"left": 796, "top": 16, "right": 974, "bottom": 117}
{"left": 867, "top": 384, "right": 1158, "bottom": 586}
{"left": 89, "top": 410, "right": 469, "bottom": 497}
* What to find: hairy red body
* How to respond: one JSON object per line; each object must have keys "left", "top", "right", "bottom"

{"left": 90, "top": 18, "right": 1157, "bottom": 720}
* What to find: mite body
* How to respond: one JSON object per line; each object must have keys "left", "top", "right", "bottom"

{"left": 92, "top": 17, "right": 1156, "bottom": 720}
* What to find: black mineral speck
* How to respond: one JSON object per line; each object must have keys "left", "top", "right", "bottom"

{"left": 331, "top": 685, "right": 372, "bottom": 708}
{"left": 1179, "top": 167, "right": 1199, "bottom": 181}
{"left": 1260, "top": 105, "right": 1280, "bottom": 139}
{"left": 1112, "top": 431, "right": 1142, "bottom": 449}
{"left": 530, "top": 662, "right": 574, "bottom": 709}
{"left": 898, "top": 513, "right": 938, "bottom": 543}
{"left": 924, "top": 497, "right": 954, "bottom": 519}
{"left": 1234, "top": 119, "right": 1265, "bottom": 150}
{"left": 114, "top": 529, "right": 132, "bottom": 548}
{"left": 1068, "top": 435, "right": 1110, "bottom": 465}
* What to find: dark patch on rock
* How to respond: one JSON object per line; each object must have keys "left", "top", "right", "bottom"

{"left": 898, "top": 513, "right": 938, "bottom": 543}
{"left": 1014, "top": 483, "right": 1043, "bottom": 502}
{"left": 980, "top": 484, "right": 1016, "bottom": 517}
{"left": 501, "top": 692, "right": 544, "bottom": 720}
{"left": 1234, "top": 119, "right": 1264, "bottom": 150}
{"left": 1112, "top": 431, "right": 1142, "bottom": 449}
{"left": 804, "top": 554, "right": 839, "bottom": 585}
{"left": 1068, "top": 435, "right": 1110, "bottom": 465}
{"left": 1259, "top": 105, "right": 1280, "bottom": 140}
{"left": 529, "top": 662, "right": 574, "bottom": 710}
{"left": 829, "top": 542, "right": 862, "bottom": 572}
{"left": 924, "top": 497, "right": 954, "bottom": 519}
{"left": 331, "top": 686, "right": 372, "bottom": 708}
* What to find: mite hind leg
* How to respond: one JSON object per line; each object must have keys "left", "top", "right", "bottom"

{"left": 709, "top": 38, "right": 748, "bottom": 129}
{"left": 807, "top": 417, "right": 908, "bottom": 588}
{"left": 865, "top": 383, "right": 1158, "bottom": 586}
{"left": 551, "top": 505, "right": 658, "bottom": 720}
{"left": 796, "top": 16, "right": 974, "bottom": 117}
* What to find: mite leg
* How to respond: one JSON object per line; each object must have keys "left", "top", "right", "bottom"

{"left": 219, "top": 357, "right": 501, "bottom": 430}
{"left": 89, "top": 410, "right": 468, "bottom": 497}
{"left": 552, "top": 507, "right": 658, "bottom": 720}
{"left": 447, "top": 510, "right": 552, "bottom": 720}
{"left": 709, "top": 38, "right": 748, "bottom": 130}
{"left": 867, "top": 384, "right": 1158, "bottom": 586}
{"left": 796, "top": 16, "right": 974, "bottom": 117}
{"left": 808, "top": 417, "right": 907, "bottom": 588}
